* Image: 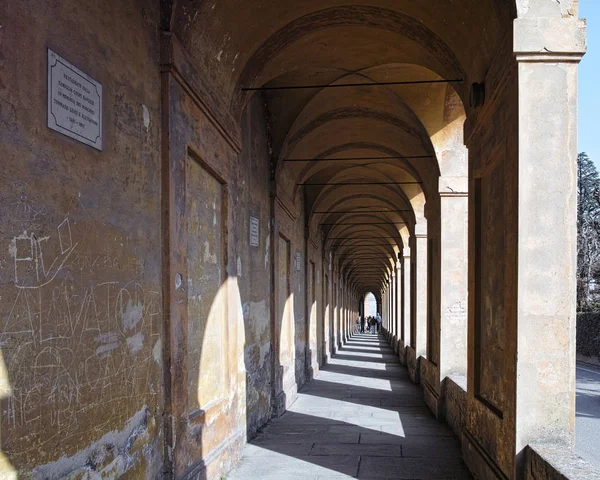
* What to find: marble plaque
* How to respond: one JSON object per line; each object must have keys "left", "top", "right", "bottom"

{"left": 249, "top": 216, "right": 259, "bottom": 247}
{"left": 48, "top": 49, "right": 102, "bottom": 150}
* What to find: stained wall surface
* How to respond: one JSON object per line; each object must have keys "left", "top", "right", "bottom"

{"left": 0, "top": 1, "right": 163, "bottom": 477}
{"left": 0, "top": 0, "right": 585, "bottom": 479}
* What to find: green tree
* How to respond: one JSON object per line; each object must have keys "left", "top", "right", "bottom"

{"left": 577, "top": 152, "right": 600, "bottom": 311}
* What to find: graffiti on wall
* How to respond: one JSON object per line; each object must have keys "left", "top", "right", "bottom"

{"left": 0, "top": 189, "right": 161, "bottom": 465}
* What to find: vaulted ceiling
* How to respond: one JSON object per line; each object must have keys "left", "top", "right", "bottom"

{"left": 169, "top": 0, "right": 517, "bottom": 294}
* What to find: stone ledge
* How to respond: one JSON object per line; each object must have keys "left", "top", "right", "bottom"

{"left": 525, "top": 445, "right": 600, "bottom": 480}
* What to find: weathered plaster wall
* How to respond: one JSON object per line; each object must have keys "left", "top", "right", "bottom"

{"left": 306, "top": 235, "right": 325, "bottom": 378}
{"left": 271, "top": 175, "right": 308, "bottom": 415}
{"left": 162, "top": 59, "right": 252, "bottom": 478}
{"left": 238, "top": 97, "right": 273, "bottom": 439}
{"left": 0, "top": 1, "right": 163, "bottom": 477}
{"left": 464, "top": 37, "right": 519, "bottom": 479}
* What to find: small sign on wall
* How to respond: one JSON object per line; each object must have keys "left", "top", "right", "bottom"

{"left": 48, "top": 49, "right": 102, "bottom": 150}
{"left": 249, "top": 216, "right": 259, "bottom": 247}
{"left": 295, "top": 252, "right": 302, "bottom": 271}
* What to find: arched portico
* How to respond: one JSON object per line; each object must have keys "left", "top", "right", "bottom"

{"left": 0, "top": 0, "right": 588, "bottom": 478}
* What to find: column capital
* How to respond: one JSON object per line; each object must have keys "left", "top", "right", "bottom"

{"left": 413, "top": 223, "right": 427, "bottom": 237}
{"left": 439, "top": 176, "right": 468, "bottom": 197}
{"left": 514, "top": 17, "right": 586, "bottom": 63}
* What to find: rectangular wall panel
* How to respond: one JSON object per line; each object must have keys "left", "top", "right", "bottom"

{"left": 310, "top": 261, "right": 317, "bottom": 361}
{"left": 278, "top": 236, "right": 292, "bottom": 364}
{"left": 474, "top": 160, "right": 506, "bottom": 415}
{"left": 186, "top": 154, "right": 226, "bottom": 414}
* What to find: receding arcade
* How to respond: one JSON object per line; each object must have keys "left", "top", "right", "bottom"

{"left": 0, "top": 0, "right": 587, "bottom": 479}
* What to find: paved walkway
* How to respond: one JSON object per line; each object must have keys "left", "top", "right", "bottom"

{"left": 576, "top": 362, "right": 600, "bottom": 469}
{"left": 228, "top": 333, "right": 471, "bottom": 479}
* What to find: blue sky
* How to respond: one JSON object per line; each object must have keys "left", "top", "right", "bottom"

{"left": 580, "top": 1, "right": 600, "bottom": 167}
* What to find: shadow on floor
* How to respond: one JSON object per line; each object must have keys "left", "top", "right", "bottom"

{"left": 228, "top": 333, "right": 471, "bottom": 479}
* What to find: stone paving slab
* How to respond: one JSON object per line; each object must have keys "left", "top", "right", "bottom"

{"left": 311, "top": 443, "right": 403, "bottom": 457}
{"left": 254, "top": 433, "right": 360, "bottom": 444}
{"left": 226, "top": 333, "right": 472, "bottom": 479}
{"left": 358, "top": 456, "right": 472, "bottom": 479}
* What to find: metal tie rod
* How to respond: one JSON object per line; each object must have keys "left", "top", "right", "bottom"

{"left": 321, "top": 222, "right": 406, "bottom": 226}
{"left": 242, "top": 78, "right": 463, "bottom": 92}
{"left": 314, "top": 209, "right": 410, "bottom": 213}
{"left": 337, "top": 254, "right": 394, "bottom": 256}
{"left": 327, "top": 235, "right": 400, "bottom": 241}
{"left": 301, "top": 182, "right": 421, "bottom": 186}
{"left": 332, "top": 243, "right": 397, "bottom": 245}
{"left": 283, "top": 155, "right": 432, "bottom": 162}
{"left": 331, "top": 242, "right": 397, "bottom": 245}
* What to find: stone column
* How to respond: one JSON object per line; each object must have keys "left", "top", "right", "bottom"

{"left": 386, "top": 287, "right": 390, "bottom": 333}
{"left": 400, "top": 248, "right": 411, "bottom": 365}
{"left": 342, "top": 287, "right": 346, "bottom": 343}
{"left": 345, "top": 288, "right": 349, "bottom": 342}
{"left": 333, "top": 280, "right": 339, "bottom": 352}
{"left": 513, "top": 16, "right": 585, "bottom": 458}
{"left": 339, "top": 283, "right": 344, "bottom": 346}
{"left": 382, "top": 289, "right": 386, "bottom": 333}
{"left": 387, "top": 284, "right": 390, "bottom": 334}
{"left": 395, "top": 260, "right": 402, "bottom": 354}
{"left": 408, "top": 232, "right": 427, "bottom": 383}
{"left": 391, "top": 273, "right": 396, "bottom": 343}
{"left": 421, "top": 180, "right": 468, "bottom": 419}
{"left": 382, "top": 285, "right": 386, "bottom": 334}
{"left": 392, "top": 277, "right": 396, "bottom": 338}
{"left": 439, "top": 183, "right": 468, "bottom": 380}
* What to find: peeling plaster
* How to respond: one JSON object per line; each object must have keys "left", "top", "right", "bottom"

{"left": 33, "top": 406, "right": 150, "bottom": 480}
{"left": 142, "top": 104, "right": 150, "bottom": 132}
{"left": 152, "top": 339, "right": 162, "bottom": 365}
{"left": 126, "top": 331, "right": 145, "bottom": 353}
{"left": 121, "top": 300, "right": 143, "bottom": 332}
{"left": 203, "top": 241, "right": 217, "bottom": 264}
{"left": 264, "top": 232, "right": 270, "bottom": 269}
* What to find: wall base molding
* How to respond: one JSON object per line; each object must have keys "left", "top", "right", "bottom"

{"left": 462, "top": 428, "right": 509, "bottom": 480}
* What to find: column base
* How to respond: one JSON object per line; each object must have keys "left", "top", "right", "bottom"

{"left": 181, "top": 427, "right": 246, "bottom": 480}
{"left": 462, "top": 429, "right": 508, "bottom": 480}
{"left": 272, "top": 383, "right": 298, "bottom": 418}
{"left": 398, "top": 341, "right": 407, "bottom": 366}
{"left": 406, "top": 346, "right": 420, "bottom": 383}
{"left": 443, "top": 376, "right": 467, "bottom": 439}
